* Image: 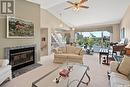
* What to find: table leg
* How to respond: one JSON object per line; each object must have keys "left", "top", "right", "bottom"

{"left": 106, "top": 54, "right": 109, "bottom": 65}
{"left": 99, "top": 53, "right": 101, "bottom": 64}
{"left": 77, "top": 70, "right": 90, "bottom": 87}
{"left": 85, "top": 70, "right": 90, "bottom": 84}
{"left": 32, "top": 83, "right": 38, "bottom": 87}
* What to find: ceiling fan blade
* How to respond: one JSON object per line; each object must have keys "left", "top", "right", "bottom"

{"left": 64, "top": 6, "right": 72, "bottom": 10}
{"left": 66, "top": 1, "right": 74, "bottom": 5}
{"left": 79, "top": 0, "right": 88, "bottom": 4}
{"left": 80, "top": 6, "right": 89, "bottom": 9}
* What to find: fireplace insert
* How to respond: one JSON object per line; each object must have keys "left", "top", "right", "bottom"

{"left": 5, "top": 45, "right": 35, "bottom": 71}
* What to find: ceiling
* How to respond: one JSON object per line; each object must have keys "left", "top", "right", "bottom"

{"left": 27, "top": 0, "right": 130, "bottom": 28}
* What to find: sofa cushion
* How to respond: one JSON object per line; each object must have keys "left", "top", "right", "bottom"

{"left": 111, "top": 72, "right": 128, "bottom": 80}
{"left": 74, "top": 47, "right": 82, "bottom": 55}
{"left": 0, "top": 65, "right": 11, "bottom": 76}
{"left": 59, "top": 47, "right": 66, "bottom": 53}
{"left": 0, "top": 59, "right": 9, "bottom": 67}
{"left": 110, "top": 72, "right": 130, "bottom": 87}
{"left": 56, "top": 50, "right": 63, "bottom": 54}
{"left": 53, "top": 48, "right": 62, "bottom": 54}
{"left": 66, "top": 46, "right": 75, "bottom": 54}
{"left": 67, "top": 54, "right": 82, "bottom": 59}
{"left": 117, "top": 56, "right": 130, "bottom": 76}
{"left": 109, "top": 61, "right": 119, "bottom": 73}
{"left": 54, "top": 54, "right": 68, "bottom": 58}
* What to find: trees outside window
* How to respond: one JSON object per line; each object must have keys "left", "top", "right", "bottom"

{"left": 76, "top": 31, "right": 110, "bottom": 48}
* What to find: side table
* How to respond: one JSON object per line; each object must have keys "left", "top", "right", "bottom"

{"left": 99, "top": 48, "right": 109, "bottom": 64}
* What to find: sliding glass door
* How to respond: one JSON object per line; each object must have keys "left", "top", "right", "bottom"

{"left": 75, "top": 31, "right": 110, "bottom": 52}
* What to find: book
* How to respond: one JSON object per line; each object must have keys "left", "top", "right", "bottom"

{"left": 59, "top": 69, "right": 70, "bottom": 77}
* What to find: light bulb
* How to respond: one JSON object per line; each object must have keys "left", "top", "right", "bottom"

{"left": 73, "top": 7, "right": 79, "bottom": 11}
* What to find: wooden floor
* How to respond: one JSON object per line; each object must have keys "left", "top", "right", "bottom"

{"left": 2, "top": 53, "right": 110, "bottom": 87}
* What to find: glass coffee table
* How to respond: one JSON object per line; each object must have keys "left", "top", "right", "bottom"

{"left": 32, "top": 63, "right": 90, "bottom": 87}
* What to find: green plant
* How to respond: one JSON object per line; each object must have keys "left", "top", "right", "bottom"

{"left": 87, "top": 37, "right": 94, "bottom": 47}
{"left": 83, "top": 37, "right": 88, "bottom": 45}
{"left": 76, "top": 33, "right": 84, "bottom": 46}
{"left": 76, "top": 39, "right": 84, "bottom": 46}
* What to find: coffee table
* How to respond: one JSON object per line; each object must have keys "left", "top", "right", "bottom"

{"left": 32, "top": 63, "right": 90, "bottom": 87}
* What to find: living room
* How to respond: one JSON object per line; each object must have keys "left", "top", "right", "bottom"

{"left": 0, "top": 0, "right": 130, "bottom": 87}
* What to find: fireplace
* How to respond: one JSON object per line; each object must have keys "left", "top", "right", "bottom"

{"left": 5, "top": 45, "right": 36, "bottom": 70}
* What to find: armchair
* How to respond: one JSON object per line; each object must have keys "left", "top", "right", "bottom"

{"left": 0, "top": 59, "right": 12, "bottom": 85}
{"left": 109, "top": 61, "right": 130, "bottom": 87}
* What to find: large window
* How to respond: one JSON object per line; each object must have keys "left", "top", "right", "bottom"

{"left": 76, "top": 31, "right": 110, "bottom": 48}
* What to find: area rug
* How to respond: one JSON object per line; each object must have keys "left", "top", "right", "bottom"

{"left": 12, "top": 63, "right": 42, "bottom": 78}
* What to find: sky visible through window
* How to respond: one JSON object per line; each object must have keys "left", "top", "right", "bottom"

{"left": 79, "top": 31, "right": 110, "bottom": 38}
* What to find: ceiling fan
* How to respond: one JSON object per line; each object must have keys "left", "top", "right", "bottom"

{"left": 64, "top": 0, "right": 89, "bottom": 11}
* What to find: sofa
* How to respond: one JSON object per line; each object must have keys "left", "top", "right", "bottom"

{"left": 109, "top": 60, "right": 130, "bottom": 87}
{"left": 53, "top": 46, "right": 84, "bottom": 64}
{"left": 0, "top": 59, "right": 12, "bottom": 85}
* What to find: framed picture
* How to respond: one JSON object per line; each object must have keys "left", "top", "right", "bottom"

{"left": 7, "top": 16, "right": 34, "bottom": 38}
{"left": 121, "top": 27, "right": 125, "bottom": 39}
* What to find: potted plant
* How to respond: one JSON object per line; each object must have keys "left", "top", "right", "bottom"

{"left": 85, "top": 37, "right": 94, "bottom": 55}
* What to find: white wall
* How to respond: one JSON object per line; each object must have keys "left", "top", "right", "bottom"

{"left": 40, "top": 28, "right": 48, "bottom": 56}
{"left": 40, "top": 9, "right": 70, "bottom": 55}
{"left": 112, "top": 24, "right": 120, "bottom": 42}
{"left": 120, "top": 5, "right": 130, "bottom": 41}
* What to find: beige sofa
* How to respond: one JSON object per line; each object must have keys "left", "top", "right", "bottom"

{"left": 53, "top": 46, "right": 84, "bottom": 64}
{"left": 109, "top": 61, "right": 130, "bottom": 87}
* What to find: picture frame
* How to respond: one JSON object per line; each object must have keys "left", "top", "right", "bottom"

{"left": 121, "top": 27, "right": 125, "bottom": 39}
{"left": 7, "top": 16, "right": 34, "bottom": 38}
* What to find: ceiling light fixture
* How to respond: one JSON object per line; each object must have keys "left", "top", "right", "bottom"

{"left": 64, "top": 0, "right": 89, "bottom": 11}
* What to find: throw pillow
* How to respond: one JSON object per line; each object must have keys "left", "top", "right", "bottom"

{"left": 74, "top": 47, "right": 82, "bottom": 55}
{"left": 60, "top": 47, "right": 66, "bottom": 53}
{"left": 66, "top": 46, "right": 75, "bottom": 54}
{"left": 117, "top": 56, "right": 130, "bottom": 76}
{"left": 58, "top": 51, "right": 63, "bottom": 54}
